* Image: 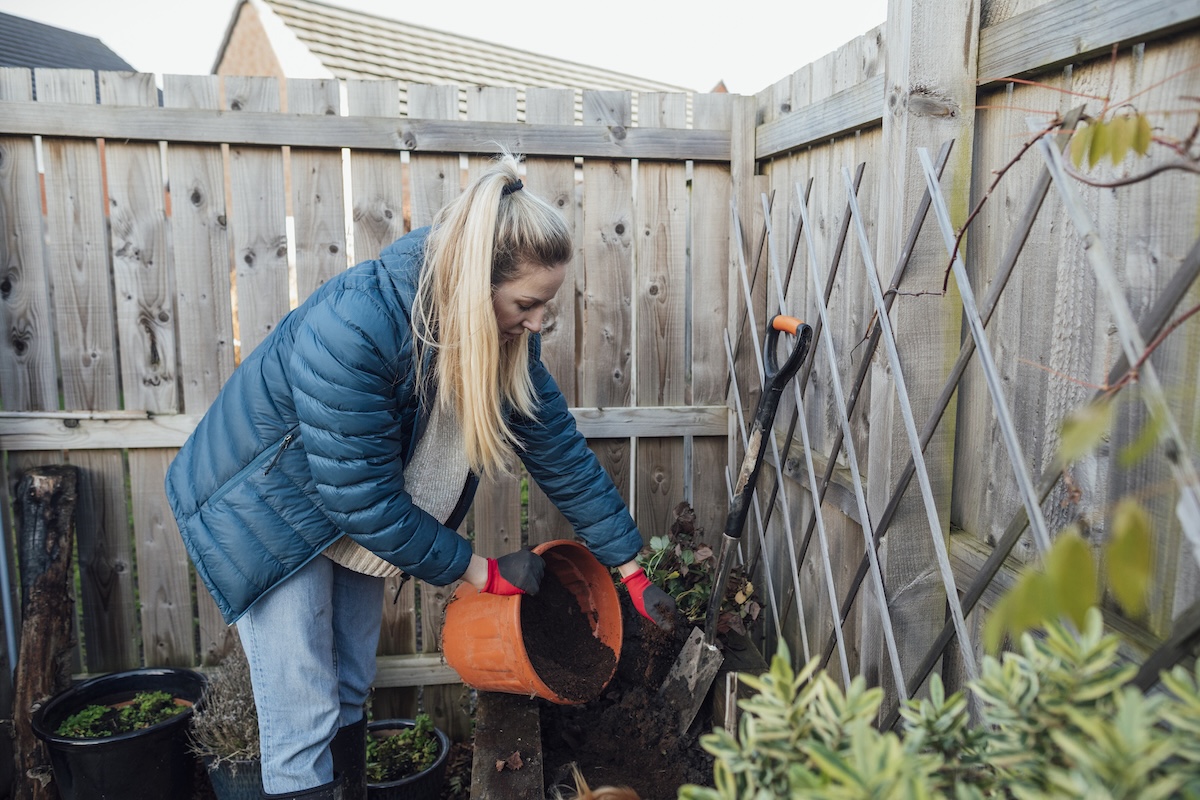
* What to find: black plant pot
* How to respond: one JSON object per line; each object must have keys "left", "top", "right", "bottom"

{"left": 31, "top": 667, "right": 206, "bottom": 800}
{"left": 366, "top": 719, "right": 450, "bottom": 800}
{"left": 204, "top": 756, "right": 263, "bottom": 800}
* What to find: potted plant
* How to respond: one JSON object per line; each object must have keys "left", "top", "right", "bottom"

{"left": 30, "top": 666, "right": 206, "bottom": 800}
{"left": 366, "top": 713, "right": 450, "bottom": 799}
{"left": 189, "top": 639, "right": 263, "bottom": 799}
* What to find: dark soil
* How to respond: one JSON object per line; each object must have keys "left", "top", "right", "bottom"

{"left": 521, "top": 569, "right": 618, "bottom": 703}
{"left": 539, "top": 592, "right": 715, "bottom": 800}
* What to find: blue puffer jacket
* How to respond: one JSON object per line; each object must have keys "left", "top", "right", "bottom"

{"left": 165, "top": 227, "right": 642, "bottom": 624}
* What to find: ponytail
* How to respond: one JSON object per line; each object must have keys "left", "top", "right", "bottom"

{"left": 412, "top": 152, "right": 572, "bottom": 475}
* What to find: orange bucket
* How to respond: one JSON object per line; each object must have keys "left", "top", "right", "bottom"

{"left": 441, "top": 539, "right": 622, "bottom": 705}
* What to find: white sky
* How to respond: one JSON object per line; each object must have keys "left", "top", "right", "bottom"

{"left": 0, "top": 0, "right": 888, "bottom": 96}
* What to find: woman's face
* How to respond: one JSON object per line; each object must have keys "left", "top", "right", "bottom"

{"left": 493, "top": 261, "right": 566, "bottom": 344}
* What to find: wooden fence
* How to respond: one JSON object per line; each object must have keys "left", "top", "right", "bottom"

{"left": 0, "top": 70, "right": 751, "bottom": 741}
{"left": 0, "top": 0, "right": 1198, "bottom": 783}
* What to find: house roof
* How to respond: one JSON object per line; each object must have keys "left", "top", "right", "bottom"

{"left": 0, "top": 11, "right": 134, "bottom": 71}
{"left": 217, "top": 0, "right": 695, "bottom": 117}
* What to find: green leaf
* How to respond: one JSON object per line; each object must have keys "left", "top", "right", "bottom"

{"left": 1059, "top": 400, "right": 1113, "bottom": 463}
{"left": 1106, "top": 499, "right": 1152, "bottom": 616}
{"left": 1089, "top": 118, "right": 1111, "bottom": 168}
{"left": 1133, "top": 114, "right": 1153, "bottom": 156}
{"left": 1045, "top": 528, "right": 1098, "bottom": 628}
{"left": 1070, "top": 121, "right": 1094, "bottom": 168}
{"left": 1108, "top": 114, "right": 1134, "bottom": 165}
{"left": 1118, "top": 413, "right": 1163, "bottom": 468}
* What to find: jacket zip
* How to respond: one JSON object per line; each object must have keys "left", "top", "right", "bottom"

{"left": 263, "top": 433, "right": 294, "bottom": 475}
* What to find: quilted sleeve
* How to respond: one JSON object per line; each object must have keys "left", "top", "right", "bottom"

{"left": 513, "top": 336, "right": 643, "bottom": 567}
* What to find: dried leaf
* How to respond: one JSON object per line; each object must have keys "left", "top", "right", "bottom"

{"left": 496, "top": 751, "right": 524, "bottom": 772}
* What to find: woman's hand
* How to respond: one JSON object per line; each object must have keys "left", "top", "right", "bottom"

{"left": 618, "top": 561, "right": 676, "bottom": 630}
{"left": 465, "top": 550, "right": 545, "bottom": 595}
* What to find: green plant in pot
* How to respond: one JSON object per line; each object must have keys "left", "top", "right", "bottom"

{"left": 189, "top": 639, "right": 263, "bottom": 799}
{"left": 366, "top": 713, "right": 450, "bottom": 799}
{"left": 30, "top": 666, "right": 206, "bottom": 800}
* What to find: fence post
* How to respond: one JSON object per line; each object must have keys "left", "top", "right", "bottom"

{"left": 864, "top": 0, "right": 981, "bottom": 707}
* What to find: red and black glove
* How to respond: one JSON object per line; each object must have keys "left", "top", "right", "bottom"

{"left": 622, "top": 568, "right": 676, "bottom": 630}
{"left": 483, "top": 549, "right": 545, "bottom": 596}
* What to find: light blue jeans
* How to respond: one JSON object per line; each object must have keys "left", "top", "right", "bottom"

{"left": 237, "top": 556, "right": 384, "bottom": 794}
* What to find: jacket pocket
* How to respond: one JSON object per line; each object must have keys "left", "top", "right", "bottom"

{"left": 206, "top": 426, "right": 301, "bottom": 509}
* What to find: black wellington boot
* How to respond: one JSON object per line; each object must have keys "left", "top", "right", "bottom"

{"left": 261, "top": 775, "right": 344, "bottom": 799}
{"left": 330, "top": 716, "right": 368, "bottom": 800}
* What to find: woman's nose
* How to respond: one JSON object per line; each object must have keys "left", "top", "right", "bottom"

{"left": 524, "top": 308, "right": 545, "bottom": 333}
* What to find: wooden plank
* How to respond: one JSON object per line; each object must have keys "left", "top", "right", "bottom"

{"left": 0, "top": 100, "right": 731, "bottom": 162}
{"left": 523, "top": 87, "right": 578, "bottom": 548}
{"left": 372, "top": 653, "right": 462, "bottom": 687}
{"left": 579, "top": 90, "right": 634, "bottom": 502}
{"left": 224, "top": 75, "right": 290, "bottom": 357}
{"left": 862, "top": 0, "right": 979, "bottom": 705}
{"left": 0, "top": 406, "right": 729, "bottom": 450}
{"left": 691, "top": 93, "right": 735, "bottom": 543}
{"left": 99, "top": 72, "right": 194, "bottom": 670}
{"left": 634, "top": 92, "right": 689, "bottom": 542}
{"left": 345, "top": 79, "right": 406, "bottom": 265}
{"left": 288, "top": 78, "right": 349, "bottom": 301}
{"left": 100, "top": 71, "right": 177, "bottom": 415}
{"left": 978, "top": 0, "right": 1200, "bottom": 85}
{"left": 469, "top": 693, "right": 543, "bottom": 799}
{"left": 129, "top": 448, "right": 195, "bottom": 666}
{"left": 37, "top": 68, "right": 138, "bottom": 674}
{"left": 0, "top": 70, "right": 56, "bottom": 713}
{"left": 0, "top": 70, "right": 56, "bottom": 414}
{"left": 755, "top": 75, "right": 885, "bottom": 160}
{"left": 160, "top": 74, "right": 237, "bottom": 665}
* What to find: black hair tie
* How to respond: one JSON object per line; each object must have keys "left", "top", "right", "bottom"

{"left": 501, "top": 179, "right": 523, "bottom": 197}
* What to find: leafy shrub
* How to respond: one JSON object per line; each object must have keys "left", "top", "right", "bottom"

{"left": 680, "top": 608, "right": 1200, "bottom": 799}
{"left": 367, "top": 713, "right": 441, "bottom": 783}
{"left": 55, "top": 690, "right": 187, "bottom": 738}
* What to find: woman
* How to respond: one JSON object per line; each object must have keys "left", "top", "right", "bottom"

{"left": 165, "top": 153, "right": 675, "bottom": 800}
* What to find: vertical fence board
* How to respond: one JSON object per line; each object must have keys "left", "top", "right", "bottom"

{"left": 99, "top": 72, "right": 193, "bottom": 668}
{"left": 864, "top": 0, "right": 979, "bottom": 703}
{"left": 289, "top": 78, "right": 349, "bottom": 302}
{"left": 524, "top": 87, "right": 578, "bottom": 547}
{"left": 580, "top": 91, "right": 634, "bottom": 501}
{"left": 162, "top": 73, "right": 238, "bottom": 664}
{"left": 634, "top": 93, "right": 688, "bottom": 541}
{"left": 691, "top": 93, "right": 735, "bottom": 544}
{"left": 129, "top": 448, "right": 195, "bottom": 666}
{"left": 346, "top": 79, "right": 406, "bottom": 265}
{"left": 0, "top": 69, "right": 55, "bottom": 679}
{"left": 225, "top": 76, "right": 289, "bottom": 357}
{"left": 37, "top": 68, "right": 137, "bottom": 673}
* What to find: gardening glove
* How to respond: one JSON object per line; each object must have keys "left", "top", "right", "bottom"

{"left": 484, "top": 549, "right": 544, "bottom": 595}
{"left": 622, "top": 568, "right": 676, "bottom": 631}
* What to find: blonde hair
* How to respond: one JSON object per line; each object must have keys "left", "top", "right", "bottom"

{"left": 412, "top": 152, "right": 572, "bottom": 476}
{"left": 551, "top": 765, "right": 641, "bottom": 800}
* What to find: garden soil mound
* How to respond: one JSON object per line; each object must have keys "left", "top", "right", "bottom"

{"left": 538, "top": 593, "right": 715, "bottom": 799}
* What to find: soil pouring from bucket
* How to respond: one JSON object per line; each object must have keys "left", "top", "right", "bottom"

{"left": 521, "top": 570, "right": 617, "bottom": 702}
